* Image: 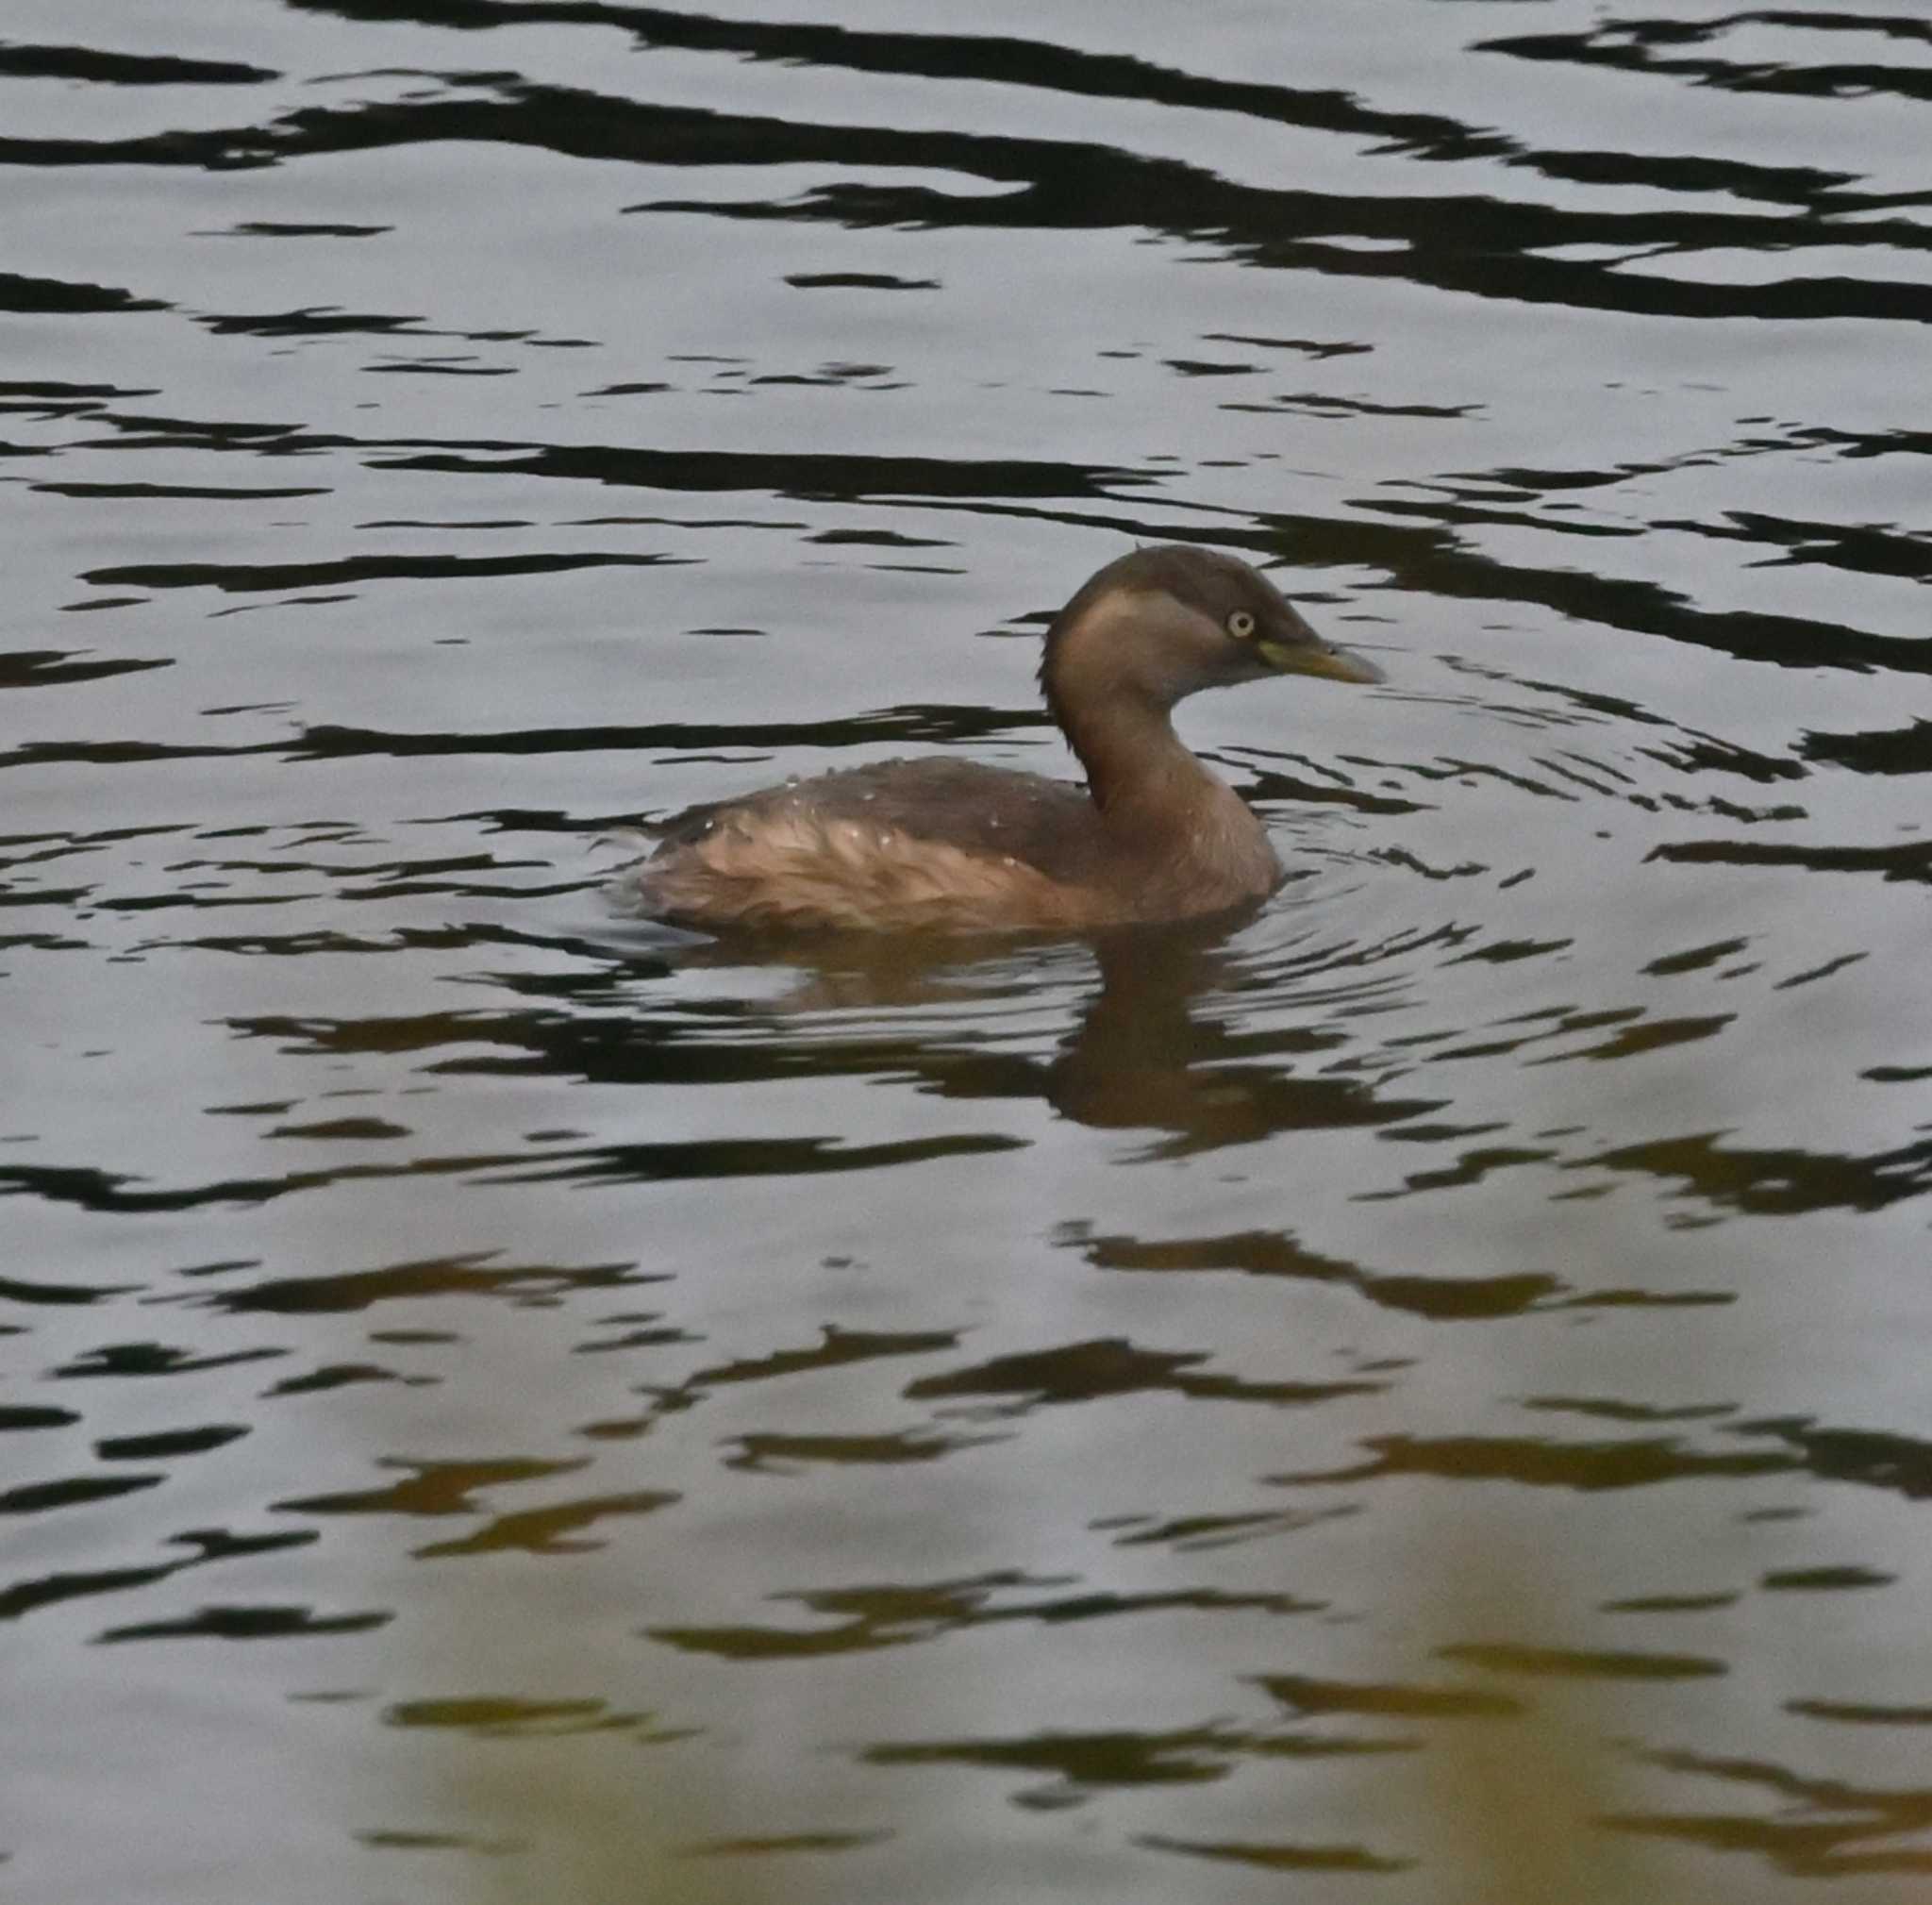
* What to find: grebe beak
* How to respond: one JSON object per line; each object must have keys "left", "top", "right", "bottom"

{"left": 1257, "top": 638, "right": 1385, "bottom": 686}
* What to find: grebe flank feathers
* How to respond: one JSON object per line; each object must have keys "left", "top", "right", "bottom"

{"left": 620, "top": 544, "right": 1383, "bottom": 932}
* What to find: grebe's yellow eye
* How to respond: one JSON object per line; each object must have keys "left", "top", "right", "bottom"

{"left": 1227, "top": 609, "right": 1257, "bottom": 640}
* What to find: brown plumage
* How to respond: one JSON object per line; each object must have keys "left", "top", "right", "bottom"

{"left": 617, "top": 544, "right": 1383, "bottom": 932}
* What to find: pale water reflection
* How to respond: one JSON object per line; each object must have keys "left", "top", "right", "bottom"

{"left": 3, "top": 0, "right": 1930, "bottom": 1900}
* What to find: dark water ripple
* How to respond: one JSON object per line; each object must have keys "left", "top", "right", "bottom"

{"left": 4, "top": 1, "right": 1931, "bottom": 1900}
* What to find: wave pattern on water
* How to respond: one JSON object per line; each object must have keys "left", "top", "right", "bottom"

{"left": 4, "top": 2, "right": 1931, "bottom": 1900}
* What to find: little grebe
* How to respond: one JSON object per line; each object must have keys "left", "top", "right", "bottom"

{"left": 619, "top": 544, "right": 1384, "bottom": 932}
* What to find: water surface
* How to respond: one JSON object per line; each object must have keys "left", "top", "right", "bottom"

{"left": 4, "top": 2, "right": 1930, "bottom": 1899}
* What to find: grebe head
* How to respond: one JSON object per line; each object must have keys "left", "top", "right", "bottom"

{"left": 1041, "top": 543, "right": 1382, "bottom": 728}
